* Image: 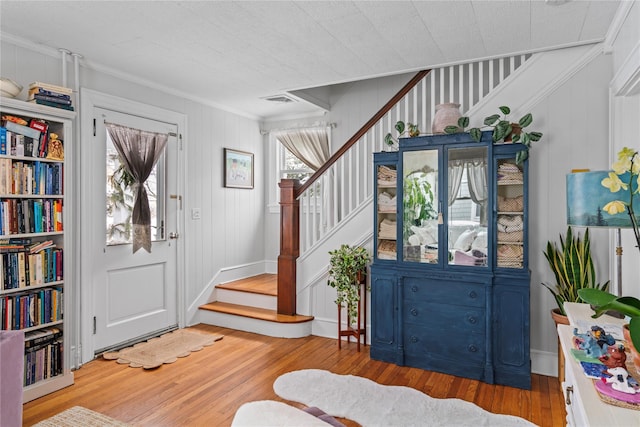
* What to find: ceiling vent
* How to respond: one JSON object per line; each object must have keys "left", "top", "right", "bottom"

{"left": 262, "top": 94, "right": 297, "bottom": 103}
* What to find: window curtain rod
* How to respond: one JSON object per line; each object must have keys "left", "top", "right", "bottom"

{"left": 103, "top": 120, "right": 177, "bottom": 137}
{"left": 260, "top": 123, "right": 336, "bottom": 136}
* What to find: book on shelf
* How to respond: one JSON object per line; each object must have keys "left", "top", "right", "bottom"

{"left": 28, "top": 240, "right": 55, "bottom": 254}
{"left": 28, "top": 94, "right": 73, "bottom": 106}
{"left": 0, "top": 127, "right": 6, "bottom": 155}
{"left": 28, "top": 87, "right": 72, "bottom": 101}
{"left": 2, "top": 120, "right": 42, "bottom": 140}
{"left": 28, "top": 82, "right": 72, "bottom": 96}
{"left": 29, "top": 119, "right": 49, "bottom": 157}
{"left": 28, "top": 99, "right": 75, "bottom": 112}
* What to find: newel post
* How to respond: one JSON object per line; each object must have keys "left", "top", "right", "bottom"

{"left": 278, "top": 179, "right": 300, "bottom": 315}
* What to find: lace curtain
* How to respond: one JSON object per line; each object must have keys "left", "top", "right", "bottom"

{"left": 106, "top": 122, "right": 168, "bottom": 253}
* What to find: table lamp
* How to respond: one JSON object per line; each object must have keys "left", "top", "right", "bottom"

{"left": 566, "top": 170, "right": 640, "bottom": 295}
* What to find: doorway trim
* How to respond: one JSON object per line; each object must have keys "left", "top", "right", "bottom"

{"left": 79, "top": 88, "right": 187, "bottom": 365}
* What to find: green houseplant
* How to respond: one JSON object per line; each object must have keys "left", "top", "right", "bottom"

{"left": 542, "top": 226, "right": 610, "bottom": 317}
{"left": 444, "top": 105, "right": 543, "bottom": 164}
{"left": 328, "top": 244, "right": 371, "bottom": 325}
{"left": 384, "top": 120, "right": 420, "bottom": 149}
{"left": 578, "top": 289, "right": 640, "bottom": 356}
{"left": 403, "top": 171, "right": 437, "bottom": 238}
{"left": 578, "top": 147, "right": 640, "bottom": 359}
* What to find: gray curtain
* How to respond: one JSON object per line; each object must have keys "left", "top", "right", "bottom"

{"left": 467, "top": 160, "right": 488, "bottom": 226}
{"left": 106, "top": 122, "right": 168, "bottom": 253}
{"left": 448, "top": 160, "right": 464, "bottom": 206}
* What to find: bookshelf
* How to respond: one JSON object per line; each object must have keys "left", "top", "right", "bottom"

{"left": 0, "top": 97, "right": 74, "bottom": 402}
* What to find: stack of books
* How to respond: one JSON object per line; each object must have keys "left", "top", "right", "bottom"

{"left": 27, "top": 82, "right": 74, "bottom": 111}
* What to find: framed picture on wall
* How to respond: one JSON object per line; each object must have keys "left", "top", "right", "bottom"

{"left": 224, "top": 148, "right": 254, "bottom": 189}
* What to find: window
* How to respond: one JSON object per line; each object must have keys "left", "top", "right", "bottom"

{"left": 105, "top": 131, "right": 166, "bottom": 245}
{"left": 279, "top": 144, "right": 313, "bottom": 182}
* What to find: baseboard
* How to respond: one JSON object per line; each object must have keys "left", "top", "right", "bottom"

{"left": 186, "top": 260, "right": 274, "bottom": 325}
{"left": 531, "top": 349, "right": 558, "bottom": 377}
{"left": 315, "top": 317, "right": 558, "bottom": 377}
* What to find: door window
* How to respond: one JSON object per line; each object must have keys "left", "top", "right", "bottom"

{"left": 105, "top": 130, "right": 166, "bottom": 245}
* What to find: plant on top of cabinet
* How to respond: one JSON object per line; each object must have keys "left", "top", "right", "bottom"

{"left": 542, "top": 226, "right": 610, "bottom": 317}
{"left": 384, "top": 121, "right": 420, "bottom": 150}
{"left": 444, "top": 105, "right": 543, "bottom": 164}
{"left": 328, "top": 244, "right": 371, "bottom": 324}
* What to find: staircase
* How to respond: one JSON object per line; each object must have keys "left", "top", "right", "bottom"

{"left": 198, "top": 274, "right": 314, "bottom": 338}
{"left": 196, "top": 49, "right": 581, "bottom": 337}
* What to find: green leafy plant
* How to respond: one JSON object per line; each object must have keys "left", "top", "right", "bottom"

{"left": 601, "top": 147, "right": 640, "bottom": 252}
{"left": 542, "top": 226, "right": 610, "bottom": 316}
{"left": 403, "top": 172, "right": 437, "bottom": 238}
{"left": 578, "top": 288, "right": 640, "bottom": 352}
{"left": 328, "top": 244, "right": 371, "bottom": 325}
{"left": 444, "top": 105, "right": 543, "bottom": 164}
{"left": 384, "top": 121, "right": 420, "bottom": 149}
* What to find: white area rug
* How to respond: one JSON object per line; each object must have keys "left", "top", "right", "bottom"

{"left": 231, "top": 400, "right": 330, "bottom": 427}
{"left": 273, "top": 369, "right": 536, "bottom": 427}
{"left": 33, "top": 406, "right": 130, "bottom": 427}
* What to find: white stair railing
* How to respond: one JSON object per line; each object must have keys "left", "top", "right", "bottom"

{"left": 297, "top": 54, "right": 532, "bottom": 254}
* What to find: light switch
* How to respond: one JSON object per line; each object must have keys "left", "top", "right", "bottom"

{"left": 191, "top": 208, "right": 201, "bottom": 220}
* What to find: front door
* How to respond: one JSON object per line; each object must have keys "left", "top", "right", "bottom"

{"left": 91, "top": 108, "right": 179, "bottom": 353}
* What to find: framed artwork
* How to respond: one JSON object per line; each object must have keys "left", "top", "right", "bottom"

{"left": 224, "top": 148, "right": 254, "bottom": 189}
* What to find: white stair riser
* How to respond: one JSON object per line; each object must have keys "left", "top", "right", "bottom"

{"left": 215, "top": 288, "right": 277, "bottom": 310}
{"left": 197, "top": 310, "right": 311, "bottom": 339}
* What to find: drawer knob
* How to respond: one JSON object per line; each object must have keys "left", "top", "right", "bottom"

{"left": 468, "top": 316, "right": 477, "bottom": 324}
{"left": 410, "top": 308, "right": 418, "bottom": 316}
{"left": 410, "top": 336, "right": 418, "bottom": 343}
{"left": 411, "top": 286, "right": 418, "bottom": 293}
{"left": 468, "top": 345, "right": 478, "bottom": 353}
{"left": 469, "top": 291, "right": 477, "bottom": 299}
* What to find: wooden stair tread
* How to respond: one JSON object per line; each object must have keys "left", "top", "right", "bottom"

{"left": 216, "top": 274, "right": 277, "bottom": 296}
{"left": 200, "top": 302, "right": 313, "bottom": 324}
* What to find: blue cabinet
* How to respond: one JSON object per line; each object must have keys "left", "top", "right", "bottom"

{"left": 371, "top": 132, "right": 531, "bottom": 389}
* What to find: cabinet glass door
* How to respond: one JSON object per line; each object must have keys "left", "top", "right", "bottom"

{"left": 376, "top": 164, "right": 397, "bottom": 260}
{"left": 447, "top": 146, "right": 488, "bottom": 267}
{"left": 496, "top": 157, "right": 525, "bottom": 268}
{"left": 402, "top": 150, "right": 439, "bottom": 263}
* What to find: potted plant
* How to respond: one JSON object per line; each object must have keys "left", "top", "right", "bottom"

{"left": 328, "top": 244, "right": 371, "bottom": 325}
{"left": 444, "top": 105, "right": 543, "bottom": 164}
{"left": 542, "top": 226, "right": 610, "bottom": 322}
{"left": 578, "top": 147, "right": 640, "bottom": 366}
{"left": 578, "top": 289, "right": 640, "bottom": 368}
{"left": 384, "top": 120, "right": 420, "bottom": 150}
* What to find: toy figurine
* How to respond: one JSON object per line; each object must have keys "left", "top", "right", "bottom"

{"left": 603, "top": 367, "right": 638, "bottom": 394}
{"left": 573, "top": 327, "right": 609, "bottom": 358}
{"left": 599, "top": 343, "right": 627, "bottom": 369}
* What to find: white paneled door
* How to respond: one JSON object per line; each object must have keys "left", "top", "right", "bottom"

{"left": 91, "top": 108, "right": 179, "bottom": 353}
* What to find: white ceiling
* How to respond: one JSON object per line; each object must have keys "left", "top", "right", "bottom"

{"left": 0, "top": 1, "right": 623, "bottom": 120}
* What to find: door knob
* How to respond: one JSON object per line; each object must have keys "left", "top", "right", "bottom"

{"left": 169, "top": 232, "right": 179, "bottom": 239}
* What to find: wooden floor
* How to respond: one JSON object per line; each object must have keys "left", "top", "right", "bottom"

{"left": 23, "top": 325, "right": 566, "bottom": 427}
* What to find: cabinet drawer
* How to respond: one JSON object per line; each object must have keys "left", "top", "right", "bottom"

{"left": 404, "top": 323, "right": 486, "bottom": 363}
{"left": 403, "top": 278, "right": 485, "bottom": 307}
{"left": 403, "top": 302, "right": 485, "bottom": 333}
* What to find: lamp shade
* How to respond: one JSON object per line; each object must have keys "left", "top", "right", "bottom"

{"left": 566, "top": 170, "right": 640, "bottom": 227}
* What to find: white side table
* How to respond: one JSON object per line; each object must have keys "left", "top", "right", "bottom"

{"left": 559, "top": 303, "right": 638, "bottom": 426}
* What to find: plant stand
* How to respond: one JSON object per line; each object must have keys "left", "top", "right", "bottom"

{"left": 337, "top": 279, "right": 367, "bottom": 351}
